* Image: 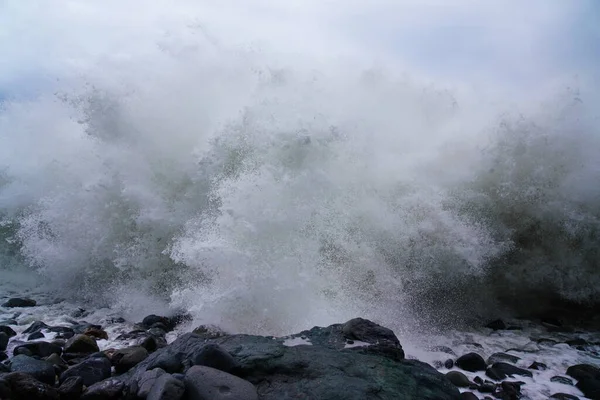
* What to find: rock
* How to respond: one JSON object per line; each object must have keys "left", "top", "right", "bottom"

{"left": 551, "top": 376, "right": 574, "bottom": 385}
{"left": 566, "top": 364, "right": 600, "bottom": 382}
{"left": 446, "top": 371, "right": 470, "bottom": 387}
{"left": 9, "top": 354, "right": 56, "bottom": 385}
{"left": 444, "top": 359, "right": 454, "bottom": 369}
{"left": 64, "top": 334, "right": 99, "bottom": 354}
{"left": 0, "top": 332, "right": 8, "bottom": 351}
{"left": 485, "top": 363, "right": 532, "bottom": 381}
{"left": 0, "top": 372, "right": 59, "bottom": 399}
{"left": 460, "top": 393, "right": 479, "bottom": 400}
{"left": 13, "top": 341, "right": 62, "bottom": 358}
{"left": 0, "top": 351, "right": 7, "bottom": 362}
{"left": 60, "top": 357, "right": 112, "bottom": 387}
{"left": 0, "top": 325, "right": 17, "bottom": 338}
{"left": 478, "top": 381, "right": 496, "bottom": 393}
{"left": 190, "top": 343, "right": 239, "bottom": 374}
{"left": 57, "top": 376, "right": 84, "bottom": 400}
{"left": 184, "top": 365, "right": 258, "bottom": 400}
{"left": 341, "top": 317, "right": 401, "bottom": 347}
{"left": 127, "top": 321, "right": 461, "bottom": 400}
{"left": 134, "top": 368, "right": 167, "bottom": 398}
{"left": 528, "top": 361, "right": 547, "bottom": 370}
{"left": 23, "top": 321, "right": 49, "bottom": 334}
{"left": 499, "top": 381, "right": 523, "bottom": 399}
{"left": 48, "top": 326, "right": 75, "bottom": 335}
{"left": 80, "top": 378, "right": 125, "bottom": 400}
{"left": 147, "top": 373, "right": 185, "bottom": 400}
{"left": 45, "top": 353, "right": 68, "bottom": 371}
{"left": 430, "top": 346, "right": 456, "bottom": 356}
{"left": 143, "top": 315, "right": 173, "bottom": 330}
{"left": 566, "top": 338, "right": 588, "bottom": 347}
{"left": 456, "top": 353, "right": 487, "bottom": 372}
{"left": 576, "top": 378, "right": 600, "bottom": 400}
{"left": 84, "top": 327, "right": 108, "bottom": 340}
{"left": 192, "top": 324, "right": 228, "bottom": 339}
{"left": 1, "top": 298, "right": 36, "bottom": 308}
{"left": 27, "top": 332, "right": 45, "bottom": 341}
{"left": 112, "top": 346, "right": 149, "bottom": 373}
{"left": 549, "top": 394, "right": 580, "bottom": 400}
{"left": 485, "top": 319, "right": 507, "bottom": 330}
{"left": 486, "top": 352, "right": 520, "bottom": 365}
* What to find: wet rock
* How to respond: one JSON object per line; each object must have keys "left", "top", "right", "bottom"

{"left": 0, "top": 325, "right": 17, "bottom": 338}
{"left": 80, "top": 378, "right": 125, "bottom": 400}
{"left": 528, "top": 361, "right": 547, "bottom": 370}
{"left": 342, "top": 318, "right": 400, "bottom": 346}
{"left": 147, "top": 373, "right": 185, "bottom": 400}
{"left": 487, "top": 352, "right": 520, "bottom": 365}
{"left": 2, "top": 298, "right": 36, "bottom": 308}
{"left": 551, "top": 376, "right": 574, "bottom": 385}
{"left": 45, "top": 353, "right": 68, "bottom": 372}
{"left": 549, "top": 394, "right": 580, "bottom": 400}
{"left": 143, "top": 315, "right": 173, "bottom": 330}
{"left": 133, "top": 368, "right": 167, "bottom": 398}
{"left": 71, "top": 308, "right": 88, "bottom": 318}
{"left": 23, "top": 321, "right": 49, "bottom": 334}
{"left": 60, "top": 357, "right": 112, "bottom": 387}
{"left": 145, "top": 351, "right": 184, "bottom": 373}
{"left": 485, "top": 319, "right": 507, "bottom": 330}
{"left": 431, "top": 346, "right": 457, "bottom": 356}
{"left": 64, "top": 334, "right": 99, "bottom": 354}
{"left": 498, "top": 381, "right": 523, "bottom": 399}
{"left": 192, "top": 324, "right": 228, "bottom": 339}
{"left": 566, "top": 364, "right": 600, "bottom": 382}
{"left": 72, "top": 323, "right": 102, "bottom": 334}
{"left": 456, "top": 353, "right": 487, "bottom": 372}
{"left": 0, "top": 351, "right": 8, "bottom": 362}
{"left": 575, "top": 378, "right": 600, "bottom": 400}
{"left": 0, "top": 332, "right": 8, "bottom": 351}
{"left": 478, "top": 381, "right": 496, "bottom": 393}
{"left": 9, "top": 354, "right": 56, "bottom": 385}
{"left": 0, "top": 372, "right": 59, "bottom": 400}
{"left": 486, "top": 363, "right": 532, "bottom": 381}
{"left": 13, "top": 341, "right": 62, "bottom": 358}
{"left": 460, "top": 392, "right": 479, "bottom": 400}
{"left": 84, "top": 327, "right": 108, "bottom": 341}
{"left": 112, "top": 346, "right": 149, "bottom": 373}
{"left": 27, "top": 331, "right": 45, "bottom": 341}
{"left": 184, "top": 365, "right": 258, "bottom": 400}
{"left": 446, "top": 371, "right": 470, "bottom": 387}
{"left": 445, "top": 359, "right": 454, "bottom": 369}
{"left": 190, "top": 343, "right": 239, "bottom": 374}
{"left": 57, "top": 376, "right": 84, "bottom": 400}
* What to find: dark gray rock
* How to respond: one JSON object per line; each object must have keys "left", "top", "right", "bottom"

{"left": 528, "top": 361, "right": 547, "bottom": 370}
{"left": 576, "top": 378, "right": 600, "bottom": 400}
{"left": 551, "top": 376, "right": 574, "bottom": 385}
{"left": 27, "top": 331, "right": 45, "bottom": 341}
{"left": 486, "top": 352, "right": 520, "bottom": 365}
{"left": 9, "top": 354, "right": 56, "bottom": 385}
{"left": 143, "top": 315, "right": 173, "bottom": 331}
{"left": 48, "top": 325, "right": 75, "bottom": 335}
{"left": 0, "top": 332, "right": 8, "bottom": 351}
{"left": 485, "top": 319, "right": 507, "bottom": 330}
{"left": 64, "top": 334, "right": 99, "bottom": 354}
{"left": 478, "top": 381, "right": 496, "bottom": 393}
{"left": 126, "top": 320, "right": 461, "bottom": 400}
{"left": 456, "top": 353, "right": 487, "bottom": 372}
{"left": 444, "top": 359, "right": 454, "bottom": 369}
{"left": 60, "top": 357, "right": 112, "bottom": 387}
{"left": 445, "top": 371, "right": 470, "bottom": 387}
{"left": 430, "top": 346, "right": 456, "bottom": 356}
{"left": 2, "top": 298, "right": 36, "bottom": 308}
{"left": 0, "top": 371, "right": 59, "bottom": 399}
{"left": 23, "top": 321, "right": 49, "bottom": 334}
{"left": 0, "top": 351, "right": 7, "bottom": 362}
{"left": 549, "top": 394, "right": 579, "bottom": 400}
{"left": 134, "top": 368, "right": 166, "bottom": 398}
{"left": 57, "top": 376, "right": 84, "bottom": 400}
{"left": 184, "top": 365, "right": 257, "bottom": 400}
{"left": 13, "top": 341, "right": 62, "bottom": 358}
{"left": 460, "top": 392, "right": 479, "bottom": 400}
{"left": 341, "top": 317, "right": 400, "bottom": 347}
{"left": 567, "top": 364, "right": 600, "bottom": 382}
{"left": 486, "top": 363, "right": 532, "bottom": 381}
{"left": 80, "top": 378, "right": 125, "bottom": 400}
{"left": 112, "top": 346, "right": 149, "bottom": 373}
{"left": 0, "top": 326, "right": 16, "bottom": 338}
{"left": 191, "top": 343, "right": 239, "bottom": 374}
{"left": 147, "top": 373, "right": 185, "bottom": 400}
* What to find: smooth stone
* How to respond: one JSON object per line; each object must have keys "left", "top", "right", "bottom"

{"left": 13, "top": 341, "right": 62, "bottom": 358}
{"left": 80, "top": 378, "right": 125, "bottom": 400}
{"left": 0, "top": 351, "right": 8, "bottom": 362}
{"left": 112, "top": 346, "right": 149, "bottom": 373}
{"left": 485, "top": 319, "right": 507, "bottom": 330}
{"left": 0, "top": 372, "right": 59, "bottom": 400}
{"left": 566, "top": 364, "right": 600, "bottom": 382}
{"left": 446, "top": 371, "right": 470, "bottom": 387}
{"left": 64, "top": 334, "right": 99, "bottom": 354}
{"left": 0, "top": 332, "right": 8, "bottom": 351}
{"left": 456, "top": 353, "right": 487, "bottom": 372}
{"left": 1, "top": 298, "right": 36, "bottom": 308}
{"left": 84, "top": 327, "right": 109, "bottom": 340}
{"left": 9, "top": 354, "right": 56, "bottom": 385}
{"left": 191, "top": 343, "right": 239, "bottom": 374}
{"left": 478, "top": 382, "right": 496, "bottom": 393}
{"left": 27, "top": 332, "right": 45, "bottom": 341}
{"left": 60, "top": 357, "right": 112, "bottom": 387}
{"left": 57, "top": 376, "right": 84, "bottom": 400}
{"left": 486, "top": 363, "right": 532, "bottom": 381}
{"left": 486, "top": 352, "right": 520, "bottom": 365}
{"left": 341, "top": 317, "right": 401, "bottom": 347}
{"left": 135, "top": 368, "right": 167, "bottom": 398}
{"left": 23, "top": 321, "right": 49, "bottom": 334}
{"left": 576, "top": 378, "right": 600, "bottom": 400}
{"left": 528, "top": 361, "right": 547, "bottom": 370}
{"left": 147, "top": 373, "right": 185, "bottom": 400}
{"left": 0, "top": 325, "right": 17, "bottom": 338}
{"left": 444, "top": 359, "right": 454, "bottom": 369}
{"left": 184, "top": 365, "right": 258, "bottom": 400}
{"left": 460, "top": 393, "right": 479, "bottom": 400}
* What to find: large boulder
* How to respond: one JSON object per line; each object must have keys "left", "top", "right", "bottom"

{"left": 2, "top": 298, "right": 36, "bottom": 308}
{"left": 185, "top": 365, "right": 257, "bottom": 400}
{"left": 64, "top": 334, "right": 99, "bottom": 354}
{"left": 111, "top": 346, "right": 149, "bottom": 373}
{"left": 9, "top": 354, "right": 56, "bottom": 385}
{"left": 126, "top": 319, "right": 460, "bottom": 400}
{"left": 13, "top": 341, "right": 62, "bottom": 358}
{"left": 60, "top": 357, "right": 112, "bottom": 387}
{"left": 0, "top": 372, "right": 59, "bottom": 400}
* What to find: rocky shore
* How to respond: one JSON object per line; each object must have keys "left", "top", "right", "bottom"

{"left": 1, "top": 296, "right": 599, "bottom": 399}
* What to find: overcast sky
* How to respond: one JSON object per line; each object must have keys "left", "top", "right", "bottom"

{"left": 0, "top": 0, "right": 598, "bottom": 100}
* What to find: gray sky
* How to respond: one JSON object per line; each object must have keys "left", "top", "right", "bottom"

{"left": 0, "top": 0, "right": 598, "bottom": 100}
